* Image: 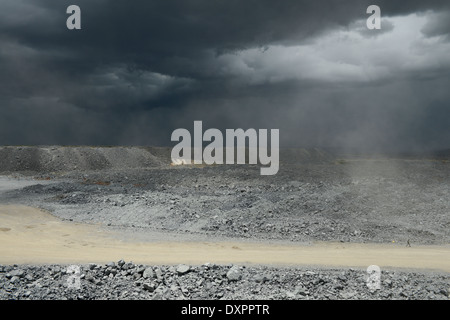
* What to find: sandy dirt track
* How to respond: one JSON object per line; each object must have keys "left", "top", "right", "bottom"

{"left": 1, "top": 205, "right": 449, "bottom": 272}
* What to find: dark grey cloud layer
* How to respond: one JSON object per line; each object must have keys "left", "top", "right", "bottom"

{"left": 0, "top": 0, "right": 449, "bottom": 152}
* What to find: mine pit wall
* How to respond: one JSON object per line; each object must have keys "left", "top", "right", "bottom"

{"left": 0, "top": 146, "right": 334, "bottom": 174}
{"left": 0, "top": 146, "right": 169, "bottom": 173}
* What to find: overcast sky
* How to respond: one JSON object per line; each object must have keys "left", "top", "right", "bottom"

{"left": 0, "top": 0, "right": 449, "bottom": 152}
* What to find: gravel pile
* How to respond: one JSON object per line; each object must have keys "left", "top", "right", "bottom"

{"left": 4, "top": 159, "right": 449, "bottom": 245}
{"left": 1, "top": 262, "right": 448, "bottom": 300}
{"left": 0, "top": 146, "right": 169, "bottom": 173}
{"left": 0, "top": 146, "right": 331, "bottom": 174}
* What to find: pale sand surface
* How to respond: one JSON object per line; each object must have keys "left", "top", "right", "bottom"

{"left": 0, "top": 205, "right": 449, "bottom": 272}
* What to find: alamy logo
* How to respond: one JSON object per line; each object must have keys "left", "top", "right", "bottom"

{"left": 366, "top": 265, "right": 381, "bottom": 291}
{"left": 171, "top": 121, "right": 279, "bottom": 175}
{"left": 66, "top": 5, "right": 81, "bottom": 30}
{"left": 66, "top": 265, "right": 81, "bottom": 290}
{"left": 366, "top": 5, "right": 381, "bottom": 30}
{"left": 66, "top": 5, "right": 381, "bottom": 31}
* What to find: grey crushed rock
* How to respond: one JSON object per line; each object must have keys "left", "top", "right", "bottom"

{"left": 142, "top": 268, "right": 154, "bottom": 279}
{"left": 226, "top": 265, "right": 242, "bottom": 281}
{"left": 176, "top": 264, "right": 190, "bottom": 275}
{"left": 0, "top": 262, "right": 448, "bottom": 300}
{"left": 3, "top": 154, "right": 448, "bottom": 246}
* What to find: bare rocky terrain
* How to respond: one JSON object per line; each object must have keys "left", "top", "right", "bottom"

{"left": 1, "top": 261, "right": 448, "bottom": 300}
{"left": 0, "top": 146, "right": 449, "bottom": 300}
{"left": 1, "top": 146, "right": 448, "bottom": 245}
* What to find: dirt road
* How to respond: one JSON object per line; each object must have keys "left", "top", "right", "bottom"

{"left": 1, "top": 205, "right": 449, "bottom": 272}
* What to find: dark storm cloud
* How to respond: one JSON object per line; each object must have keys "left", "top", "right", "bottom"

{"left": 5, "top": 1, "right": 450, "bottom": 74}
{"left": 0, "top": 0, "right": 375, "bottom": 80}
{"left": 0, "top": 0, "right": 449, "bottom": 151}
{"left": 421, "top": 10, "right": 450, "bottom": 39}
